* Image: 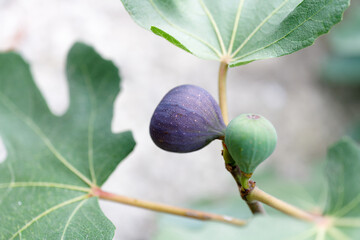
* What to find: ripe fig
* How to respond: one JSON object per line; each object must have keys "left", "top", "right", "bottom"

{"left": 225, "top": 114, "right": 277, "bottom": 177}
{"left": 150, "top": 84, "right": 226, "bottom": 153}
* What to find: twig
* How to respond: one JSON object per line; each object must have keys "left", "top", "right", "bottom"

{"left": 247, "top": 187, "right": 317, "bottom": 222}
{"left": 92, "top": 187, "right": 247, "bottom": 227}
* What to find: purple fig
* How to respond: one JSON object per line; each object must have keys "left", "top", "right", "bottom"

{"left": 150, "top": 84, "right": 226, "bottom": 153}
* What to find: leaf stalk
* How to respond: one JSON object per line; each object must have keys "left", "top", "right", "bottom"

{"left": 218, "top": 61, "right": 229, "bottom": 125}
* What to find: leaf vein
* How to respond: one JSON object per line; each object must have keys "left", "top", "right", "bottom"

{"left": 334, "top": 217, "right": 360, "bottom": 227}
{"left": 198, "top": 0, "right": 226, "bottom": 55}
{"left": 61, "top": 199, "right": 88, "bottom": 240}
{"left": 228, "top": 0, "right": 245, "bottom": 55}
{"left": 232, "top": 1, "right": 331, "bottom": 62}
{"left": 9, "top": 195, "right": 88, "bottom": 240}
{"left": 82, "top": 66, "right": 97, "bottom": 185}
{"left": 0, "top": 182, "right": 90, "bottom": 192}
{"left": 231, "top": 0, "right": 290, "bottom": 57}
{"left": 333, "top": 193, "right": 360, "bottom": 217}
{"left": 328, "top": 227, "right": 350, "bottom": 240}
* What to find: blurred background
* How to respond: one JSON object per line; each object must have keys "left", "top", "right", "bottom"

{"left": 0, "top": 0, "right": 359, "bottom": 239}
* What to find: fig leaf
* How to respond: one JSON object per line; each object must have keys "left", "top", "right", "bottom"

{"left": 0, "top": 43, "right": 135, "bottom": 239}
{"left": 121, "top": 0, "right": 350, "bottom": 67}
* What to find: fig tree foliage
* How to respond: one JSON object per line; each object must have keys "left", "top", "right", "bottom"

{"left": 0, "top": 43, "right": 135, "bottom": 239}
{"left": 121, "top": 0, "right": 350, "bottom": 66}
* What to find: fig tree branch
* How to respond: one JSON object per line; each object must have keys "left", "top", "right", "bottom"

{"left": 247, "top": 187, "right": 318, "bottom": 222}
{"left": 91, "top": 187, "right": 247, "bottom": 227}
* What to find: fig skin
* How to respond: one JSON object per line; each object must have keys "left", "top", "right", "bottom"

{"left": 225, "top": 114, "right": 277, "bottom": 174}
{"left": 150, "top": 84, "right": 226, "bottom": 153}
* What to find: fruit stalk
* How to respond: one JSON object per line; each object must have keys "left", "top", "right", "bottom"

{"left": 222, "top": 142, "right": 266, "bottom": 215}
{"left": 218, "top": 61, "right": 229, "bottom": 125}
{"left": 92, "top": 187, "right": 247, "bottom": 227}
{"left": 225, "top": 161, "right": 266, "bottom": 215}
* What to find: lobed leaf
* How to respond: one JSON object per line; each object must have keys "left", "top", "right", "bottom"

{"left": 0, "top": 43, "right": 135, "bottom": 239}
{"left": 121, "top": 0, "right": 350, "bottom": 67}
{"left": 321, "top": 4, "right": 360, "bottom": 84}
{"left": 323, "top": 137, "right": 360, "bottom": 239}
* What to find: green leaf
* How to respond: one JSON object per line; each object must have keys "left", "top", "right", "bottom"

{"left": 328, "top": 3, "right": 360, "bottom": 57}
{"left": 325, "top": 137, "right": 360, "bottom": 216}
{"left": 321, "top": 57, "right": 360, "bottom": 84}
{"left": 0, "top": 43, "right": 135, "bottom": 239}
{"left": 320, "top": 4, "right": 360, "bottom": 84}
{"left": 121, "top": 0, "right": 349, "bottom": 67}
{"left": 153, "top": 137, "right": 360, "bottom": 240}
{"left": 155, "top": 216, "right": 313, "bottom": 240}
{"left": 348, "top": 121, "right": 360, "bottom": 143}
{"left": 323, "top": 137, "right": 360, "bottom": 239}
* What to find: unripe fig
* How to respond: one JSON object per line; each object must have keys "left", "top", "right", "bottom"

{"left": 225, "top": 114, "right": 277, "bottom": 175}
{"left": 150, "top": 84, "right": 226, "bottom": 153}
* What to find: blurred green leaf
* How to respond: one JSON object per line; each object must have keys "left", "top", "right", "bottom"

{"left": 121, "top": 0, "right": 349, "bottom": 67}
{"left": 348, "top": 122, "right": 360, "bottom": 143}
{"left": 321, "top": 57, "right": 360, "bottom": 84}
{"left": 323, "top": 137, "right": 360, "bottom": 239}
{"left": 155, "top": 216, "right": 313, "bottom": 240}
{"left": 0, "top": 43, "right": 135, "bottom": 239}
{"left": 153, "top": 137, "right": 360, "bottom": 240}
{"left": 321, "top": 3, "right": 360, "bottom": 84}
{"left": 329, "top": 3, "right": 360, "bottom": 57}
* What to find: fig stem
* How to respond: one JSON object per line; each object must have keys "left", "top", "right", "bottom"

{"left": 218, "top": 61, "right": 229, "bottom": 125}
{"left": 240, "top": 175, "right": 250, "bottom": 190}
{"left": 92, "top": 187, "right": 247, "bottom": 227}
{"left": 222, "top": 143, "right": 266, "bottom": 215}
{"left": 246, "top": 201, "right": 266, "bottom": 215}
{"left": 247, "top": 187, "right": 318, "bottom": 222}
{"left": 216, "top": 50, "right": 317, "bottom": 224}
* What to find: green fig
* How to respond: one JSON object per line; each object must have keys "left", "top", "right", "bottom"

{"left": 225, "top": 114, "right": 277, "bottom": 184}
